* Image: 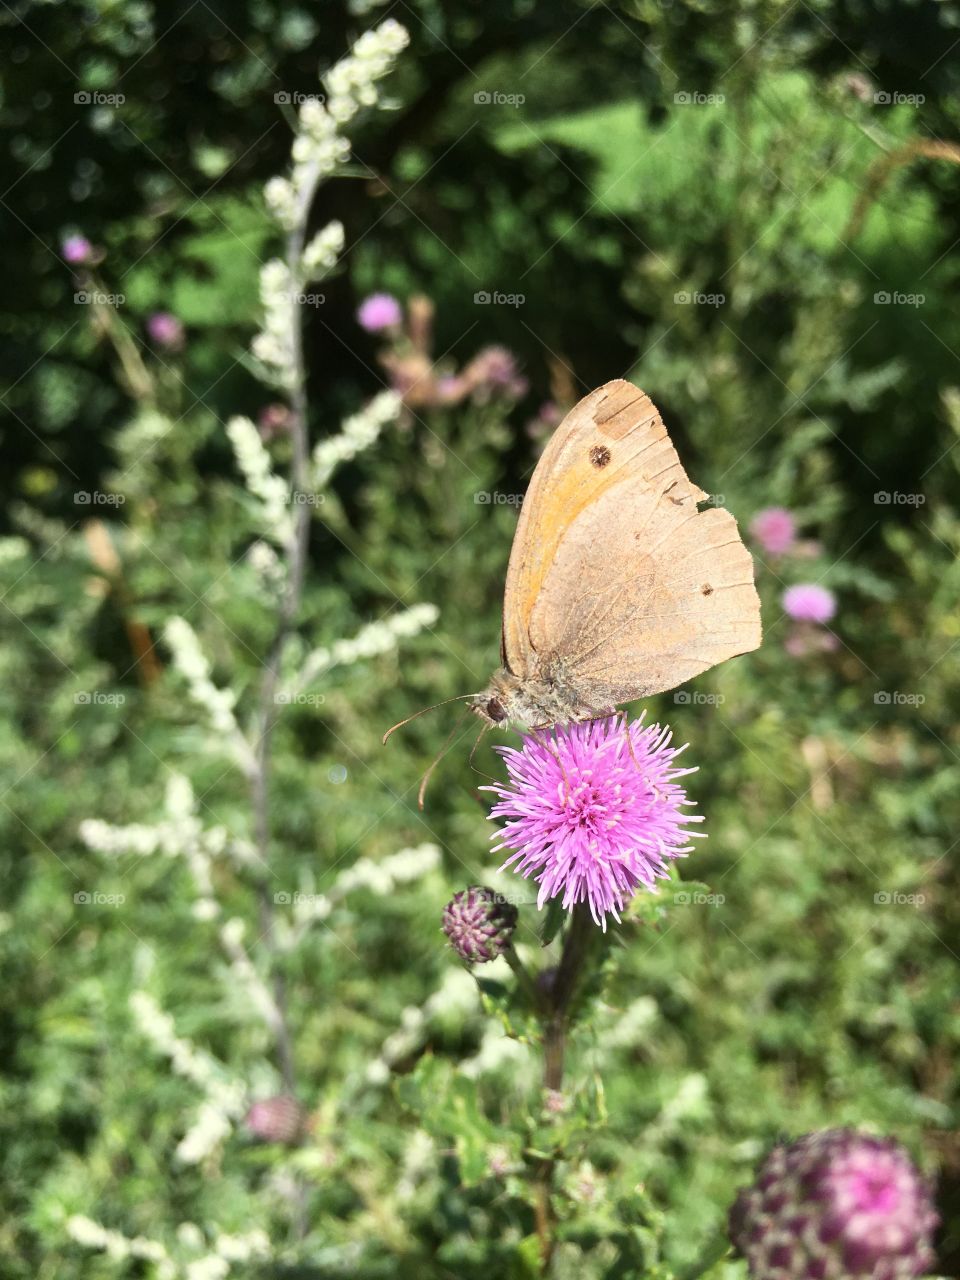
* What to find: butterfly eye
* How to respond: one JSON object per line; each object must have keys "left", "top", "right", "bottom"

{"left": 486, "top": 698, "right": 507, "bottom": 723}
{"left": 589, "top": 444, "right": 612, "bottom": 469}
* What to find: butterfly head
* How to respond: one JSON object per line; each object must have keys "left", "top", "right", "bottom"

{"left": 479, "top": 696, "right": 508, "bottom": 724}
{"left": 470, "top": 669, "right": 522, "bottom": 726}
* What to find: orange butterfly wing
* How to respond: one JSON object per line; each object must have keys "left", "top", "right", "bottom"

{"left": 501, "top": 380, "right": 761, "bottom": 702}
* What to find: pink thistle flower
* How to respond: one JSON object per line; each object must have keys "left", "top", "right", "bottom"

{"left": 484, "top": 714, "right": 702, "bottom": 928}
{"left": 147, "top": 311, "right": 184, "bottom": 350}
{"left": 783, "top": 582, "right": 836, "bottom": 624}
{"left": 357, "top": 292, "right": 402, "bottom": 332}
{"left": 750, "top": 506, "right": 797, "bottom": 556}
{"left": 730, "top": 1128, "right": 939, "bottom": 1279}
{"left": 62, "top": 234, "right": 93, "bottom": 264}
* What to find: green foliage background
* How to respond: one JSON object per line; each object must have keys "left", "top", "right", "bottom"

{"left": 1, "top": 0, "right": 959, "bottom": 1276}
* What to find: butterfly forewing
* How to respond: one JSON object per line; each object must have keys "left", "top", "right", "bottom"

{"left": 501, "top": 379, "right": 761, "bottom": 704}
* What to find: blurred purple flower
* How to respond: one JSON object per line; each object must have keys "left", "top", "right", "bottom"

{"left": 435, "top": 373, "right": 467, "bottom": 404}
{"left": 730, "top": 1128, "right": 938, "bottom": 1279}
{"left": 784, "top": 625, "right": 839, "bottom": 658}
{"left": 536, "top": 400, "right": 563, "bottom": 427}
{"left": 147, "top": 312, "right": 184, "bottom": 350}
{"left": 258, "top": 402, "right": 293, "bottom": 441}
{"left": 244, "top": 1095, "right": 305, "bottom": 1144}
{"left": 357, "top": 292, "right": 402, "bottom": 332}
{"left": 783, "top": 583, "right": 836, "bottom": 624}
{"left": 750, "top": 506, "right": 797, "bottom": 557}
{"left": 471, "top": 346, "right": 519, "bottom": 385}
{"left": 62, "top": 235, "right": 94, "bottom": 265}
{"left": 463, "top": 345, "right": 529, "bottom": 399}
{"left": 526, "top": 400, "right": 565, "bottom": 442}
{"left": 485, "top": 714, "right": 701, "bottom": 927}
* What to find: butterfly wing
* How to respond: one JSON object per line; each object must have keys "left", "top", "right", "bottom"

{"left": 501, "top": 379, "right": 761, "bottom": 702}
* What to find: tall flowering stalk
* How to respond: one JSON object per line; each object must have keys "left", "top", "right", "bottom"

{"left": 71, "top": 18, "right": 430, "bottom": 1272}
{"left": 244, "top": 16, "right": 410, "bottom": 1099}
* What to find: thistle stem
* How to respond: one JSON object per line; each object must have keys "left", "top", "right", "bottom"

{"left": 678, "top": 1232, "right": 731, "bottom": 1280}
{"left": 534, "top": 903, "right": 596, "bottom": 1273}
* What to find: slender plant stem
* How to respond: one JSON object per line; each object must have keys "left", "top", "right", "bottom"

{"left": 249, "top": 213, "right": 312, "bottom": 1095}
{"left": 534, "top": 903, "right": 596, "bottom": 1274}
{"left": 246, "top": 204, "right": 319, "bottom": 1241}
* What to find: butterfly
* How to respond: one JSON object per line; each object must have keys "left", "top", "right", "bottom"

{"left": 386, "top": 379, "right": 762, "bottom": 798}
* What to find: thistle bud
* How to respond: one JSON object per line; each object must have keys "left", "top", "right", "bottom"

{"left": 442, "top": 886, "right": 517, "bottom": 963}
{"left": 730, "top": 1128, "right": 938, "bottom": 1279}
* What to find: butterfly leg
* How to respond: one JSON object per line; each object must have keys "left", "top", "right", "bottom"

{"left": 578, "top": 706, "right": 642, "bottom": 772}
{"left": 623, "top": 720, "right": 641, "bottom": 771}
{"left": 579, "top": 707, "right": 645, "bottom": 772}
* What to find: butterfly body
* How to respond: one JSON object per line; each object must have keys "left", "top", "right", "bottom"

{"left": 473, "top": 661, "right": 602, "bottom": 729}
{"left": 475, "top": 379, "right": 762, "bottom": 731}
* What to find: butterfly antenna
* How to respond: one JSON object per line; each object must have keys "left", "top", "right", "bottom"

{"left": 417, "top": 708, "right": 473, "bottom": 810}
{"left": 382, "top": 693, "right": 480, "bottom": 745}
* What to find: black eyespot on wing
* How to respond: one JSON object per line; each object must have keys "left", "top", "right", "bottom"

{"left": 589, "top": 444, "right": 611, "bottom": 469}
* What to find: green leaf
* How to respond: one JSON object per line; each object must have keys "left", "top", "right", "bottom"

{"left": 509, "top": 1233, "right": 544, "bottom": 1279}
{"left": 540, "top": 896, "right": 565, "bottom": 946}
